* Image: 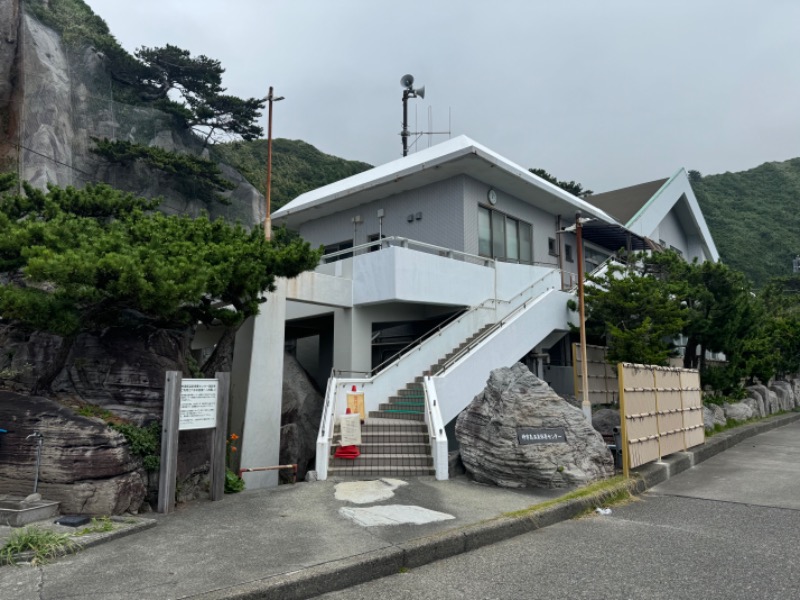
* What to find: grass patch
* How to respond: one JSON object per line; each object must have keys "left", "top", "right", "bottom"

{"left": 1, "top": 526, "right": 80, "bottom": 566}
{"left": 73, "top": 517, "right": 115, "bottom": 537}
{"left": 503, "top": 475, "right": 632, "bottom": 519}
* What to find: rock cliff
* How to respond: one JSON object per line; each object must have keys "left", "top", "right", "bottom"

{"left": 0, "top": 0, "right": 263, "bottom": 224}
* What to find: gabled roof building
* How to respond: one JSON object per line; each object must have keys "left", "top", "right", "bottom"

{"left": 226, "top": 136, "right": 719, "bottom": 487}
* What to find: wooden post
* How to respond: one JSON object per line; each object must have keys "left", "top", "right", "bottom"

{"left": 158, "top": 371, "right": 182, "bottom": 514}
{"left": 210, "top": 372, "right": 230, "bottom": 501}
{"left": 653, "top": 369, "right": 663, "bottom": 461}
{"left": 617, "top": 362, "right": 630, "bottom": 479}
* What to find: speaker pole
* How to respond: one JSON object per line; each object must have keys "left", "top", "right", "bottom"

{"left": 402, "top": 87, "right": 410, "bottom": 157}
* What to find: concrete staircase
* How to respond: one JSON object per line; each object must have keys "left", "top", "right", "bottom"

{"left": 368, "top": 325, "right": 493, "bottom": 422}
{"left": 327, "top": 325, "right": 493, "bottom": 478}
{"left": 328, "top": 419, "right": 433, "bottom": 478}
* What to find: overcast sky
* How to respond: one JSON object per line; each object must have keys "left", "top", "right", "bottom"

{"left": 84, "top": 0, "right": 800, "bottom": 192}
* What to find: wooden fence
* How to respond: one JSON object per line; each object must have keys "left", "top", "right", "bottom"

{"left": 618, "top": 362, "right": 705, "bottom": 476}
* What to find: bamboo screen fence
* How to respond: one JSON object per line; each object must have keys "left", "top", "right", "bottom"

{"left": 618, "top": 363, "right": 705, "bottom": 475}
{"left": 572, "top": 343, "right": 619, "bottom": 405}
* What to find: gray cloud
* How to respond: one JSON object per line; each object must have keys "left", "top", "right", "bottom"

{"left": 85, "top": 0, "right": 800, "bottom": 191}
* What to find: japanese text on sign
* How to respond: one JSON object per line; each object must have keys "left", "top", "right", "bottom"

{"left": 517, "top": 427, "right": 568, "bottom": 445}
{"left": 179, "top": 379, "right": 218, "bottom": 430}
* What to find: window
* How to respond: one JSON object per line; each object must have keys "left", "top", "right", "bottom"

{"left": 367, "top": 233, "right": 386, "bottom": 252}
{"left": 478, "top": 205, "right": 533, "bottom": 264}
{"left": 520, "top": 223, "right": 532, "bottom": 264}
{"left": 565, "top": 244, "right": 573, "bottom": 262}
{"left": 478, "top": 206, "right": 492, "bottom": 257}
{"left": 669, "top": 245, "right": 683, "bottom": 257}
{"left": 506, "top": 216, "right": 519, "bottom": 261}
{"left": 323, "top": 239, "right": 353, "bottom": 262}
{"left": 548, "top": 237, "right": 558, "bottom": 256}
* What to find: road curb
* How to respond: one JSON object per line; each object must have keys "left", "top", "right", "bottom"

{"left": 191, "top": 411, "right": 800, "bottom": 600}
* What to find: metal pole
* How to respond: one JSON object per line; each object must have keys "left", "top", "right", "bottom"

{"left": 576, "top": 212, "right": 591, "bottom": 422}
{"left": 402, "top": 89, "right": 410, "bottom": 157}
{"left": 264, "top": 86, "right": 275, "bottom": 241}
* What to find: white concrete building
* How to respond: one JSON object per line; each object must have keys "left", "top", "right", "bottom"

{"left": 229, "top": 136, "right": 718, "bottom": 488}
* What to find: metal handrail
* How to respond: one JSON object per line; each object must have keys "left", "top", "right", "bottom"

{"left": 369, "top": 267, "right": 564, "bottom": 377}
{"left": 435, "top": 273, "right": 561, "bottom": 376}
{"left": 368, "top": 303, "right": 492, "bottom": 376}
{"left": 434, "top": 257, "right": 625, "bottom": 376}
{"left": 320, "top": 236, "right": 496, "bottom": 266}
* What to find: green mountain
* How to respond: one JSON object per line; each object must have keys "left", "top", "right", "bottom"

{"left": 213, "top": 139, "right": 372, "bottom": 212}
{"left": 691, "top": 158, "right": 800, "bottom": 287}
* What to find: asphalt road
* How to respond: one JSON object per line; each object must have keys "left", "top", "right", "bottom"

{"left": 318, "top": 422, "right": 800, "bottom": 600}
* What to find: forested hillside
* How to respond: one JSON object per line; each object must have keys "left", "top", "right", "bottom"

{"left": 213, "top": 139, "right": 372, "bottom": 212}
{"left": 691, "top": 158, "right": 800, "bottom": 287}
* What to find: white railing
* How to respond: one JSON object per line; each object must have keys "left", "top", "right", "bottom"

{"left": 431, "top": 288, "right": 574, "bottom": 424}
{"left": 315, "top": 374, "right": 338, "bottom": 481}
{"left": 315, "top": 375, "right": 372, "bottom": 480}
{"left": 320, "top": 236, "right": 496, "bottom": 267}
{"left": 423, "top": 376, "right": 449, "bottom": 480}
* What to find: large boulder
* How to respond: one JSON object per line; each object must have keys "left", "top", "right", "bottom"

{"left": 743, "top": 390, "right": 766, "bottom": 419}
{"left": 703, "top": 405, "right": 727, "bottom": 431}
{"left": 742, "top": 398, "right": 763, "bottom": 420}
{"left": 723, "top": 402, "right": 753, "bottom": 423}
{"left": 455, "top": 363, "right": 614, "bottom": 489}
{"left": 592, "top": 408, "right": 620, "bottom": 437}
{"left": 0, "top": 392, "right": 146, "bottom": 515}
{"left": 279, "top": 353, "right": 323, "bottom": 482}
{"left": 770, "top": 382, "right": 795, "bottom": 412}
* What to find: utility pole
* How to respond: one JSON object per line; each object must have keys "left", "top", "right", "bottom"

{"left": 264, "top": 86, "right": 284, "bottom": 240}
{"left": 576, "top": 212, "right": 591, "bottom": 422}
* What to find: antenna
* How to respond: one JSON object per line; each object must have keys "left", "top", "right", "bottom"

{"left": 399, "top": 74, "right": 451, "bottom": 157}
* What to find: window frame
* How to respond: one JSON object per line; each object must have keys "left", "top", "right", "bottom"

{"left": 477, "top": 204, "right": 534, "bottom": 264}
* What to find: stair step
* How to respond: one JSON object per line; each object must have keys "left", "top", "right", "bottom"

{"left": 360, "top": 432, "right": 430, "bottom": 444}
{"left": 380, "top": 401, "right": 424, "bottom": 412}
{"left": 328, "top": 465, "right": 435, "bottom": 478}
{"left": 368, "top": 410, "right": 425, "bottom": 421}
{"left": 331, "top": 454, "right": 433, "bottom": 468}
{"left": 330, "top": 443, "right": 431, "bottom": 455}
{"left": 398, "top": 388, "right": 425, "bottom": 398}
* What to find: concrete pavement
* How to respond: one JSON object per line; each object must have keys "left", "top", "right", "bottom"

{"left": 1, "top": 412, "right": 798, "bottom": 600}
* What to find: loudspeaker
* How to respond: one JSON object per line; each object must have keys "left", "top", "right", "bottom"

{"left": 415, "top": 86, "right": 425, "bottom": 99}
{"left": 401, "top": 74, "right": 415, "bottom": 88}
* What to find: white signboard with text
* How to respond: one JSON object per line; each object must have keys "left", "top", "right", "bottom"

{"left": 179, "top": 379, "right": 219, "bottom": 430}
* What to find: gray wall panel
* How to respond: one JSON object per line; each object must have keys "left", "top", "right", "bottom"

{"left": 299, "top": 177, "right": 467, "bottom": 252}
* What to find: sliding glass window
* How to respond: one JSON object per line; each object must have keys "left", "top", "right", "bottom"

{"left": 478, "top": 206, "right": 533, "bottom": 264}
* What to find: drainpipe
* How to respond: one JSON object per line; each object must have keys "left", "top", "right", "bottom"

{"left": 556, "top": 215, "right": 564, "bottom": 289}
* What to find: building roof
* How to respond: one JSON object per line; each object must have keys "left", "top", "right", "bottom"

{"left": 587, "top": 170, "right": 719, "bottom": 262}
{"left": 271, "top": 135, "right": 622, "bottom": 229}
{"left": 584, "top": 178, "right": 669, "bottom": 225}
